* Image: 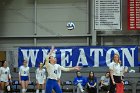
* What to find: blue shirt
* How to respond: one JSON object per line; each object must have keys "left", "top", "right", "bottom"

{"left": 73, "top": 76, "right": 87, "bottom": 87}
{"left": 86, "top": 77, "right": 97, "bottom": 86}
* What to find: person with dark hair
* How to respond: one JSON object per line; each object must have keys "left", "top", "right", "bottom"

{"left": 0, "top": 60, "right": 12, "bottom": 93}
{"left": 45, "top": 46, "right": 81, "bottom": 93}
{"left": 108, "top": 54, "right": 124, "bottom": 93}
{"left": 73, "top": 71, "right": 86, "bottom": 93}
{"left": 19, "top": 60, "right": 30, "bottom": 93}
{"left": 99, "top": 72, "right": 110, "bottom": 92}
{"left": 35, "top": 62, "right": 46, "bottom": 93}
{"left": 86, "top": 71, "right": 97, "bottom": 93}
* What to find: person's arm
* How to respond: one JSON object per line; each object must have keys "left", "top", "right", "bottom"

{"left": 73, "top": 77, "right": 78, "bottom": 85}
{"left": 45, "top": 46, "right": 54, "bottom": 67}
{"left": 110, "top": 69, "right": 115, "bottom": 85}
{"left": 87, "top": 82, "right": 91, "bottom": 87}
{"left": 92, "top": 77, "right": 97, "bottom": 87}
{"left": 91, "top": 83, "right": 96, "bottom": 88}
{"left": 8, "top": 67, "right": 12, "bottom": 81}
{"left": 0, "top": 68, "right": 1, "bottom": 81}
{"left": 82, "top": 77, "right": 87, "bottom": 87}
{"left": 100, "top": 80, "right": 104, "bottom": 86}
{"left": 86, "top": 78, "right": 90, "bottom": 87}
{"left": 19, "top": 67, "right": 21, "bottom": 83}
{"left": 35, "top": 69, "right": 38, "bottom": 80}
{"left": 109, "top": 63, "right": 115, "bottom": 85}
{"left": 28, "top": 67, "right": 30, "bottom": 83}
{"left": 43, "top": 69, "right": 46, "bottom": 80}
{"left": 59, "top": 66, "right": 81, "bottom": 72}
{"left": 100, "top": 76, "right": 105, "bottom": 86}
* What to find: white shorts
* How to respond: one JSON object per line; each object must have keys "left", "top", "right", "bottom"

{"left": 37, "top": 78, "right": 45, "bottom": 84}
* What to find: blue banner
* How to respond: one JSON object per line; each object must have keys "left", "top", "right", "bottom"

{"left": 18, "top": 46, "right": 138, "bottom": 67}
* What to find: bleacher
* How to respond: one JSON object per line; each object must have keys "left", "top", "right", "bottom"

{"left": 11, "top": 67, "right": 140, "bottom": 93}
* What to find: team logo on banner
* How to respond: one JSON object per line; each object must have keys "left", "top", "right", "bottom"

{"left": 18, "top": 46, "right": 138, "bottom": 67}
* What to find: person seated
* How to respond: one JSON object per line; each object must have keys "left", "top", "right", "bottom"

{"left": 73, "top": 71, "right": 86, "bottom": 93}
{"left": 99, "top": 72, "right": 110, "bottom": 92}
{"left": 86, "top": 71, "right": 97, "bottom": 93}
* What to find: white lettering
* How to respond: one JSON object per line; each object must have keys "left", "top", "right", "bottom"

{"left": 42, "top": 49, "right": 49, "bottom": 63}
{"left": 21, "top": 49, "right": 39, "bottom": 67}
{"left": 121, "top": 48, "right": 135, "bottom": 67}
{"left": 60, "top": 49, "right": 72, "bottom": 67}
{"left": 77, "top": 48, "right": 88, "bottom": 66}
{"left": 90, "top": 48, "right": 103, "bottom": 67}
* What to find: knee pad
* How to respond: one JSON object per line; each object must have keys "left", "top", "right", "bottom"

{"left": 36, "top": 89, "right": 39, "bottom": 93}
{"left": 42, "top": 90, "right": 45, "bottom": 93}
{"left": 22, "top": 89, "right": 26, "bottom": 93}
{"left": 7, "top": 85, "right": 11, "bottom": 91}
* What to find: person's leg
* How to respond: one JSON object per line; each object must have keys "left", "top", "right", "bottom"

{"left": 77, "top": 83, "right": 84, "bottom": 92}
{"left": 53, "top": 80, "right": 62, "bottom": 93}
{"left": 6, "top": 82, "right": 11, "bottom": 92}
{"left": 109, "top": 77, "right": 116, "bottom": 93}
{"left": 1, "top": 82, "right": 5, "bottom": 93}
{"left": 77, "top": 87, "right": 80, "bottom": 93}
{"left": 25, "top": 80, "right": 29, "bottom": 92}
{"left": 21, "top": 81, "right": 26, "bottom": 93}
{"left": 86, "top": 86, "right": 90, "bottom": 93}
{"left": 42, "top": 83, "right": 45, "bottom": 93}
{"left": 87, "top": 87, "right": 94, "bottom": 93}
{"left": 36, "top": 82, "right": 40, "bottom": 93}
{"left": 92, "top": 87, "right": 97, "bottom": 93}
{"left": 46, "top": 79, "right": 54, "bottom": 93}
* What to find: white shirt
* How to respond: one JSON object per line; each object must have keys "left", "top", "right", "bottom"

{"left": 19, "top": 66, "right": 30, "bottom": 76}
{"left": 101, "top": 76, "right": 110, "bottom": 86}
{"left": 109, "top": 61, "right": 121, "bottom": 76}
{"left": 45, "top": 56, "right": 71, "bottom": 80}
{"left": 0, "top": 67, "right": 11, "bottom": 82}
{"left": 36, "top": 68, "right": 46, "bottom": 80}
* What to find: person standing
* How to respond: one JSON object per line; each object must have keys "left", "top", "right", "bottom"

{"left": 19, "top": 60, "right": 30, "bottom": 93}
{"left": 45, "top": 46, "right": 81, "bottom": 93}
{"left": 35, "top": 62, "right": 46, "bottom": 93}
{"left": 108, "top": 54, "right": 123, "bottom": 93}
{"left": 0, "top": 60, "right": 12, "bottom": 93}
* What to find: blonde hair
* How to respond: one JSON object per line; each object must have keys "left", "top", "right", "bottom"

{"left": 112, "top": 53, "right": 120, "bottom": 63}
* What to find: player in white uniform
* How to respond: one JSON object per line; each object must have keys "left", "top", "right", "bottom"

{"left": 0, "top": 60, "right": 11, "bottom": 93}
{"left": 19, "top": 60, "right": 30, "bottom": 93}
{"left": 52, "top": 64, "right": 62, "bottom": 93}
{"left": 35, "top": 62, "right": 46, "bottom": 93}
{"left": 45, "top": 46, "right": 81, "bottom": 93}
{"left": 108, "top": 54, "right": 123, "bottom": 93}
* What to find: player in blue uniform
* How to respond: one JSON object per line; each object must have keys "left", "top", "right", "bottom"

{"left": 45, "top": 46, "right": 81, "bottom": 93}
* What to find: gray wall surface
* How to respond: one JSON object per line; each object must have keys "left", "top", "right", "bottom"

{"left": 0, "top": 0, "right": 89, "bottom": 49}
{"left": 0, "top": 0, "right": 140, "bottom": 48}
